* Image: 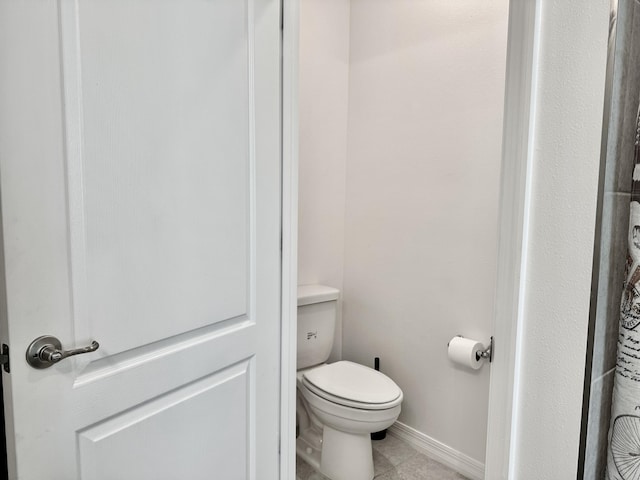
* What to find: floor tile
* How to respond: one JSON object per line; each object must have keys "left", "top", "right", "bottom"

{"left": 371, "top": 435, "right": 417, "bottom": 466}
{"left": 297, "top": 434, "right": 468, "bottom": 480}
{"left": 374, "top": 470, "right": 402, "bottom": 480}
{"left": 296, "top": 456, "right": 318, "bottom": 480}
{"left": 395, "top": 453, "right": 468, "bottom": 480}
{"left": 373, "top": 448, "right": 395, "bottom": 476}
{"left": 308, "top": 473, "right": 331, "bottom": 480}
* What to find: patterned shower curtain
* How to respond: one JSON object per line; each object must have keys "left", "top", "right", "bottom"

{"left": 607, "top": 106, "right": 640, "bottom": 480}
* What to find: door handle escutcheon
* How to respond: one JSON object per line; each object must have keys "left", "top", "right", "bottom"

{"left": 26, "top": 335, "right": 100, "bottom": 369}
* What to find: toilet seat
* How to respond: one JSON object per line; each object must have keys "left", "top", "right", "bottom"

{"left": 302, "top": 361, "right": 403, "bottom": 410}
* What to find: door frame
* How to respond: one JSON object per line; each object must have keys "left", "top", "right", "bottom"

{"left": 280, "top": 1, "right": 299, "bottom": 479}
{"left": 483, "top": 0, "right": 538, "bottom": 478}
{"left": 279, "top": 1, "right": 539, "bottom": 479}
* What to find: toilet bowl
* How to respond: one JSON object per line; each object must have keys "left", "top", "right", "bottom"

{"left": 296, "top": 285, "right": 403, "bottom": 480}
{"left": 296, "top": 361, "right": 402, "bottom": 480}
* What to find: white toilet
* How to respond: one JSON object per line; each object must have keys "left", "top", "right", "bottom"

{"left": 296, "top": 285, "right": 403, "bottom": 480}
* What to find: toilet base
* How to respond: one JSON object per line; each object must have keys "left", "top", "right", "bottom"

{"left": 320, "top": 425, "right": 374, "bottom": 480}
{"left": 296, "top": 425, "right": 322, "bottom": 471}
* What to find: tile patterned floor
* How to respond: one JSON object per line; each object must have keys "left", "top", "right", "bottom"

{"left": 296, "top": 434, "right": 470, "bottom": 480}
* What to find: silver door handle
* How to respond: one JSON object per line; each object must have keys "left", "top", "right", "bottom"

{"left": 26, "top": 335, "right": 100, "bottom": 369}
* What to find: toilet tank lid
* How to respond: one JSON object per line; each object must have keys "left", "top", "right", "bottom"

{"left": 297, "top": 285, "right": 340, "bottom": 306}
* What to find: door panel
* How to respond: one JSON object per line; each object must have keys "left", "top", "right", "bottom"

{"left": 75, "top": 0, "right": 251, "bottom": 354}
{"left": 0, "top": 0, "right": 281, "bottom": 478}
{"left": 77, "top": 361, "right": 250, "bottom": 480}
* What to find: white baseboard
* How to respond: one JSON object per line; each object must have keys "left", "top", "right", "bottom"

{"left": 388, "top": 421, "right": 485, "bottom": 480}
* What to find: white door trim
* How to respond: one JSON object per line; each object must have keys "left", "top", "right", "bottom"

{"left": 280, "top": 1, "right": 299, "bottom": 479}
{"left": 279, "top": 1, "right": 540, "bottom": 478}
{"left": 484, "top": 0, "right": 539, "bottom": 478}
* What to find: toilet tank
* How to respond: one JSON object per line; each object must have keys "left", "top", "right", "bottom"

{"left": 297, "top": 285, "right": 339, "bottom": 370}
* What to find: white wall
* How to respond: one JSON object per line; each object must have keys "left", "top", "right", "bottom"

{"left": 510, "top": 0, "right": 609, "bottom": 477}
{"left": 341, "top": 0, "right": 509, "bottom": 464}
{"left": 298, "top": 0, "right": 350, "bottom": 361}
{"left": 297, "top": 0, "right": 611, "bottom": 475}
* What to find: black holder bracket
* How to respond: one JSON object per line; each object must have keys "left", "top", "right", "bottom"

{"left": 0, "top": 344, "right": 10, "bottom": 373}
{"left": 475, "top": 336, "right": 493, "bottom": 363}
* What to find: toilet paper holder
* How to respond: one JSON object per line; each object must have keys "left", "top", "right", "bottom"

{"left": 476, "top": 336, "right": 493, "bottom": 363}
{"left": 448, "top": 335, "right": 493, "bottom": 363}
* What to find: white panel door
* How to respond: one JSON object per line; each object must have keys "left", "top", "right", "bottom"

{"left": 0, "top": 0, "right": 282, "bottom": 479}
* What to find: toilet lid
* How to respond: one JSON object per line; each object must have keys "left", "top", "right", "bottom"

{"left": 302, "top": 361, "right": 402, "bottom": 406}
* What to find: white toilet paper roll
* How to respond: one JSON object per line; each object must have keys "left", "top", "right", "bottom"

{"left": 448, "top": 336, "right": 484, "bottom": 370}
